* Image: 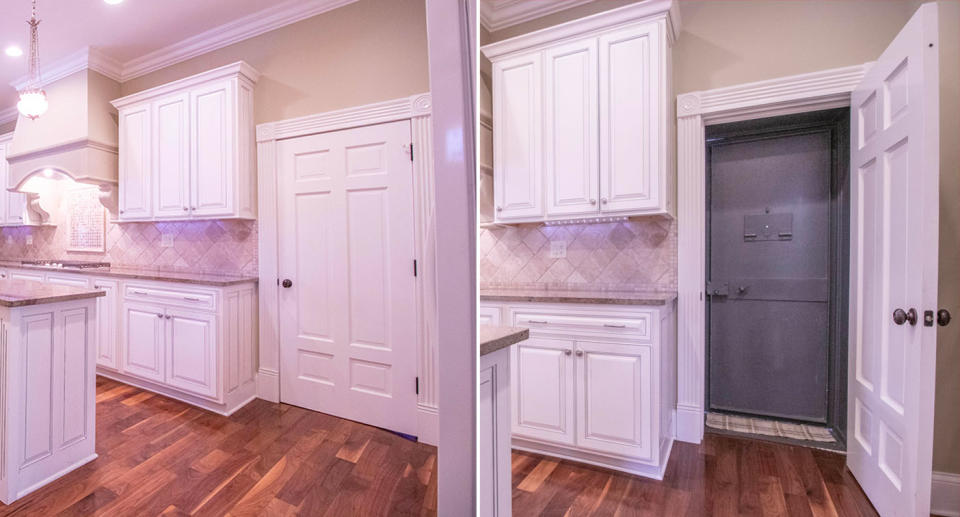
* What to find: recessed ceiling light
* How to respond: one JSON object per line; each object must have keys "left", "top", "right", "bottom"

{"left": 104, "top": 0, "right": 123, "bottom": 4}
{"left": 5, "top": 46, "right": 23, "bottom": 57}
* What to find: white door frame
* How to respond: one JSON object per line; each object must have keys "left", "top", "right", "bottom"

{"left": 674, "top": 64, "right": 872, "bottom": 444}
{"left": 255, "top": 93, "right": 440, "bottom": 445}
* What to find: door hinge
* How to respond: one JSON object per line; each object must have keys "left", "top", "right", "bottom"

{"left": 276, "top": 278, "right": 280, "bottom": 286}
{"left": 410, "top": 143, "right": 414, "bottom": 162}
{"left": 416, "top": 376, "right": 420, "bottom": 394}
{"left": 413, "top": 259, "right": 418, "bottom": 277}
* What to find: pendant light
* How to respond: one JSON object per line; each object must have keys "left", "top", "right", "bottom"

{"left": 17, "top": 0, "right": 47, "bottom": 120}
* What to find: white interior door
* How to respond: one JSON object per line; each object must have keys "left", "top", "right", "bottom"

{"left": 278, "top": 120, "right": 418, "bottom": 436}
{"left": 848, "top": 4, "right": 940, "bottom": 516}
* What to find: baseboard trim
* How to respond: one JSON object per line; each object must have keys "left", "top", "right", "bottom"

{"left": 676, "top": 405, "right": 704, "bottom": 444}
{"left": 257, "top": 368, "right": 280, "bottom": 403}
{"left": 932, "top": 471, "right": 960, "bottom": 517}
{"left": 417, "top": 405, "right": 439, "bottom": 447}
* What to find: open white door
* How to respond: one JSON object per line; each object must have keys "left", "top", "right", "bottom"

{"left": 848, "top": 3, "right": 940, "bottom": 516}
{"left": 277, "top": 120, "right": 419, "bottom": 437}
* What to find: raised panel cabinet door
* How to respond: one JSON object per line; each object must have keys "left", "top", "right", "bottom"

{"left": 118, "top": 105, "right": 153, "bottom": 219}
{"left": 121, "top": 302, "right": 165, "bottom": 383}
{"left": 478, "top": 305, "right": 502, "bottom": 326}
{"left": 153, "top": 93, "right": 191, "bottom": 219}
{"left": 93, "top": 280, "right": 119, "bottom": 371}
{"left": 6, "top": 189, "right": 26, "bottom": 225}
{"left": 166, "top": 308, "right": 218, "bottom": 400}
{"left": 545, "top": 38, "right": 599, "bottom": 219}
{"left": 493, "top": 52, "right": 543, "bottom": 221}
{"left": 575, "top": 341, "right": 654, "bottom": 461}
{"left": 511, "top": 335, "right": 576, "bottom": 445}
{"left": 598, "top": 22, "right": 662, "bottom": 214}
{"left": 190, "top": 80, "right": 235, "bottom": 218}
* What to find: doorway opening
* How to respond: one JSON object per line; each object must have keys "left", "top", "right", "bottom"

{"left": 704, "top": 108, "right": 850, "bottom": 449}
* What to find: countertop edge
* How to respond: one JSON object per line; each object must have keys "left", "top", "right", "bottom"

{"left": 479, "top": 326, "right": 529, "bottom": 356}
{"left": 479, "top": 292, "right": 678, "bottom": 306}
{"left": 0, "top": 262, "right": 259, "bottom": 287}
{"left": 0, "top": 290, "right": 106, "bottom": 308}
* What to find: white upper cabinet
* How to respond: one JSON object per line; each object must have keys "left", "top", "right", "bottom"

{"left": 113, "top": 62, "right": 259, "bottom": 222}
{"left": 0, "top": 134, "right": 38, "bottom": 227}
{"left": 482, "top": 1, "right": 678, "bottom": 223}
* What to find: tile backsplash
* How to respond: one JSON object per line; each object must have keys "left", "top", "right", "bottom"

{"left": 478, "top": 217, "right": 677, "bottom": 292}
{"left": 0, "top": 190, "right": 257, "bottom": 275}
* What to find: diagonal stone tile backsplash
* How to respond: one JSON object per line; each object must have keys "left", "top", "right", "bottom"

{"left": 479, "top": 217, "right": 677, "bottom": 292}
{"left": 0, "top": 192, "right": 257, "bottom": 276}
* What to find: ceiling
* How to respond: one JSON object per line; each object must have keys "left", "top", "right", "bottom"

{"left": 0, "top": 0, "right": 352, "bottom": 113}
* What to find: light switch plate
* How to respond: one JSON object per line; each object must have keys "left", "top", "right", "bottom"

{"left": 550, "top": 241, "right": 567, "bottom": 259}
{"left": 5, "top": 236, "right": 11, "bottom": 245}
{"left": 161, "top": 233, "right": 174, "bottom": 248}
{"left": 25, "top": 235, "right": 32, "bottom": 245}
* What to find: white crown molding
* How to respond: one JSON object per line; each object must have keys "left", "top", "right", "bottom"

{"left": 0, "top": 106, "right": 18, "bottom": 126}
{"left": 673, "top": 63, "right": 870, "bottom": 445}
{"left": 481, "top": 0, "right": 679, "bottom": 61}
{"left": 111, "top": 61, "right": 260, "bottom": 109}
{"left": 121, "top": 0, "right": 357, "bottom": 81}
{"left": 932, "top": 471, "right": 960, "bottom": 517}
{"left": 10, "top": 47, "right": 123, "bottom": 90}
{"left": 480, "top": 0, "right": 596, "bottom": 32}
{"left": 256, "top": 93, "right": 432, "bottom": 143}
{"left": 677, "top": 62, "right": 872, "bottom": 122}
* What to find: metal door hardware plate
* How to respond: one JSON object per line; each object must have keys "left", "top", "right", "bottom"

{"left": 744, "top": 213, "right": 793, "bottom": 241}
{"left": 705, "top": 281, "right": 729, "bottom": 296}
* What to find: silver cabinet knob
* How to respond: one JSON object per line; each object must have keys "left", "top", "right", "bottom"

{"left": 600, "top": 198, "right": 608, "bottom": 205}
{"left": 496, "top": 206, "right": 503, "bottom": 212}
{"left": 119, "top": 209, "right": 125, "bottom": 214}
{"left": 165, "top": 315, "right": 172, "bottom": 320}
{"left": 156, "top": 313, "right": 163, "bottom": 319}
{"left": 575, "top": 350, "right": 584, "bottom": 357}
{"left": 564, "top": 349, "right": 572, "bottom": 356}
{"left": 183, "top": 207, "right": 189, "bottom": 211}
{"left": 590, "top": 199, "right": 596, "bottom": 205}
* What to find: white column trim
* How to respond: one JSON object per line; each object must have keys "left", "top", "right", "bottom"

{"left": 256, "top": 93, "right": 439, "bottom": 444}
{"left": 674, "top": 64, "right": 870, "bottom": 444}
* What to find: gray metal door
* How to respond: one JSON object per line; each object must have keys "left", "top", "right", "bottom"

{"left": 707, "top": 128, "right": 833, "bottom": 423}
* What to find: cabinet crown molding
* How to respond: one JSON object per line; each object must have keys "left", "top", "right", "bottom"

{"left": 111, "top": 61, "right": 260, "bottom": 109}
{"left": 481, "top": 0, "right": 680, "bottom": 61}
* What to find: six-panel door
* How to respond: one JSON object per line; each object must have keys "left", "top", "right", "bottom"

{"left": 153, "top": 93, "right": 191, "bottom": 219}
{"left": 544, "top": 37, "right": 599, "bottom": 219}
{"left": 575, "top": 341, "right": 654, "bottom": 461}
{"left": 493, "top": 52, "right": 543, "bottom": 221}
{"left": 122, "top": 302, "right": 166, "bottom": 383}
{"left": 511, "top": 336, "right": 576, "bottom": 445}
{"left": 166, "top": 308, "right": 218, "bottom": 399}
{"left": 118, "top": 105, "right": 153, "bottom": 219}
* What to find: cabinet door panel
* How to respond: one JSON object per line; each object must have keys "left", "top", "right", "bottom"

{"left": 576, "top": 341, "right": 654, "bottom": 461}
{"left": 599, "top": 22, "right": 661, "bottom": 214}
{"left": 478, "top": 305, "right": 501, "bottom": 326}
{"left": 93, "top": 280, "right": 119, "bottom": 371}
{"left": 493, "top": 53, "right": 543, "bottom": 221}
{"left": 511, "top": 335, "right": 576, "bottom": 445}
{"left": 118, "top": 105, "right": 153, "bottom": 219}
{"left": 191, "top": 80, "right": 235, "bottom": 218}
{"left": 545, "top": 38, "right": 599, "bottom": 218}
{"left": 166, "top": 308, "right": 218, "bottom": 399}
{"left": 10, "top": 271, "right": 44, "bottom": 283}
{"left": 121, "top": 302, "right": 165, "bottom": 383}
{"left": 154, "top": 93, "right": 191, "bottom": 219}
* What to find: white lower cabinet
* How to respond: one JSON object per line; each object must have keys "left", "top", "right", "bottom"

{"left": 483, "top": 300, "right": 677, "bottom": 479}
{"left": 165, "top": 308, "right": 217, "bottom": 399}
{"left": 93, "top": 279, "right": 120, "bottom": 371}
{"left": 122, "top": 302, "right": 167, "bottom": 383}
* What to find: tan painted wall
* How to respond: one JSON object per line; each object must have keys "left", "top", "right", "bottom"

{"left": 486, "top": 0, "right": 958, "bottom": 473}
{"left": 120, "top": 0, "right": 429, "bottom": 125}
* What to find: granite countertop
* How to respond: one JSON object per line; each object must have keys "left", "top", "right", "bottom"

{"left": 0, "top": 279, "right": 106, "bottom": 308}
{"left": 0, "top": 261, "right": 258, "bottom": 287}
{"left": 479, "top": 325, "right": 529, "bottom": 356}
{"left": 479, "top": 287, "right": 678, "bottom": 306}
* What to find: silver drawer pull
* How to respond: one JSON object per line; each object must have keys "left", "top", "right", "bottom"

{"left": 183, "top": 296, "right": 202, "bottom": 302}
{"left": 131, "top": 289, "right": 147, "bottom": 295}
{"left": 603, "top": 323, "right": 627, "bottom": 328}
{"left": 526, "top": 319, "right": 548, "bottom": 324}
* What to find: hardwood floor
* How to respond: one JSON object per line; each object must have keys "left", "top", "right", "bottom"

{"left": 0, "top": 377, "right": 437, "bottom": 517}
{"left": 513, "top": 433, "right": 879, "bottom": 517}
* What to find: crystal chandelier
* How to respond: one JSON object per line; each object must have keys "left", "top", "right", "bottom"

{"left": 17, "top": 0, "right": 48, "bottom": 120}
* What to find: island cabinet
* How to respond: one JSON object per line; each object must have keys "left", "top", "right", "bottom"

{"left": 0, "top": 282, "right": 102, "bottom": 504}
{"left": 111, "top": 61, "right": 259, "bottom": 222}
{"left": 480, "top": 300, "right": 678, "bottom": 480}
{"left": 481, "top": 1, "right": 679, "bottom": 224}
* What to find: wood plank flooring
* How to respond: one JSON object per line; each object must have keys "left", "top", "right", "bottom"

{"left": 513, "top": 433, "right": 879, "bottom": 517}
{"left": 0, "top": 377, "right": 437, "bottom": 517}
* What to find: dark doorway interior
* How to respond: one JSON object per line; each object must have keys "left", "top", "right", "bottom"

{"left": 705, "top": 108, "right": 850, "bottom": 446}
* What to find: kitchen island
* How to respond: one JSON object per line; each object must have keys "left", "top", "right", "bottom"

{"left": 0, "top": 280, "right": 104, "bottom": 504}
{"left": 479, "top": 324, "right": 529, "bottom": 517}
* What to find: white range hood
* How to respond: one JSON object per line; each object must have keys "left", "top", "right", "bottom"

{"left": 5, "top": 68, "right": 120, "bottom": 218}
